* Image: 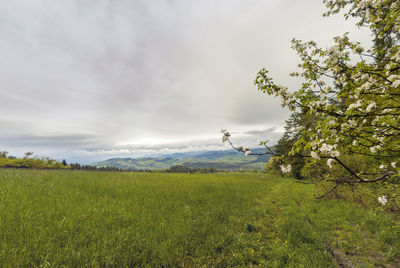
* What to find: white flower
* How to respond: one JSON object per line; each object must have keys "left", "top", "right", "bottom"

{"left": 369, "top": 76, "right": 376, "bottom": 83}
{"left": 341, "top": 123, "right": 349, "bottom": 130}
{"left": 244, "top": 150, "right": 252, "bottom": 156}
{"left": 311, "top": 141, "right": 319, "bottom": 150}
{"left": 311, "top": 151, "right": 320, "bottom": 160}
{"left": 365, "top": 101, "right": 376, "bottom": 112}
{"left": 360, "top": 82, "right": 371, "bottom": 90}
{"left": 348, "top": 120, "right": 357, "bottom": 127}
{"left": 310, "top": 100, "right": 322, "bottom": 107}
{"left": 320, "top": 143, "right": 334, "bottom": 154}
{"left": 379, "top": 165, "right": 387, "bottom": 169}
{"left": 391, "top": 162, "right": 396, "bottom": 168}
{"left": 370, "top": 145, "right": 382, "bottom": 154}
{"left": 327, "top": 158, "right": 334, "bottom": 168}
{"left": 393, "top": 80, "right": 400, "bottom": 88}
{"left": 378, "top": 196, "right": 388, "bottom": 206}
{"left": 280, "top": 164, "right": 292, "bottom": 174}
{"left": 322, "top": 86, "right": 331, "bottom": 94}
{"left": 330, "top": 150, "right": 340, "bottom": 158}
{"left": 347, "top": 100, "right": 362, "bottom": 110}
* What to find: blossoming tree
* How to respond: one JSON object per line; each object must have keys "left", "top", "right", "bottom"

{"left": 222, "top": 0, "right": 399, "bottom": 200}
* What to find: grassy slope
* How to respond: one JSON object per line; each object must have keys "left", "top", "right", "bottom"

{"left": 0, "top": 169, "right": 399, "bottom": 267}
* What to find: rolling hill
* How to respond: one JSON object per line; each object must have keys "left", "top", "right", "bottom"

{"left": 91, "top": 149, "right": 271, "bottom": 171}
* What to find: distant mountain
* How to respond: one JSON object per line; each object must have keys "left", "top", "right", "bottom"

{"left": 91, "top": 149, "right": 270, "bottom": 171}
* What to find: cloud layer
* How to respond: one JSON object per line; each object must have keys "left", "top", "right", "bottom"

{"left": 0, "top": 0, "right": 371, "bottom": 162}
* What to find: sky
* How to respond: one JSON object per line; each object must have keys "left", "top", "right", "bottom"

{"left": 0, "top": 0, "right": 371, "bottom": 163}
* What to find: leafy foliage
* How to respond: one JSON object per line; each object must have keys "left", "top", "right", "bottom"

{"left": 0, "top": 151, "right": 67, "bottom": 169}
{"left": 223, "top": 0, "right": 400, "bottom": 203}
{"left": 266, "top": 108, "right": 316, "bottom": 179}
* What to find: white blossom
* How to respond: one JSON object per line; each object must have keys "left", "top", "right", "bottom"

{"left": 388, "top": 75, "right": 399, "bottom": 81}
{"left": 361, "top": 74, "right": 369, "bottom": 81}
{"left": 348, "top": 120, "right": 357, "bottom": 127}
{"left": 310, "top": 100, "right": 322, "bottom": 108}
{"left": 369, "top": 76, "right": 376, "bottom": 83}
{"left": 320, "top": 143, "right": 334, "bottom": 154}
{"left": 327, "top": 158, "right": 334, "bottom": 168}
{"left": 311, "top": 151, "right": 320, "bottom": 160}
{"left": 244, "top": 150, "right": 252, "bottom": 156}
{"left": 378, "top": 196, "right": 388, "bottom": 206}
{"left": 347, "top": 100, "right": 362, "bottom": 110}
{"left": 393, "top": 80, "right": 400, "bottom": 88}
{"left": 360, "top": 82, "right": 371, "bottom": 90}
{"left": 280, "top": 164, "right": 292, "bottom": 174}
{"left": 391, "top": 162, "right": 396, "bottom": 168}
{"left": 311, "top": 141, "right": 319, "bottom": 150}
{"left": 379, "top": 165, "right": 387, "bottom": 169}
{"left": 322, "top": 86, "right": 331, "bottom": 94}
{"left": 330, "top": 150, "right": 340, "bottom": 158}
{"left": 365, "top": 101, "right": 376, "bottom": 112}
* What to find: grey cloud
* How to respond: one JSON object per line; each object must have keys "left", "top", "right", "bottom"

{"left": 0, "top": 126, "right": 280, "bottom": 163}
{"left": 0, "top": 0, "right": 371, "bottom": 162}
{"left": 2, "top": 134, "right": 101, "bottom": 148}
{"left": 242, "top": 128, "right": 277, "bottom": 135}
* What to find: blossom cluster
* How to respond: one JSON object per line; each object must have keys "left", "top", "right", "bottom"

{"left": 378, "top": 196, "right": 388, "bottom": 206}
{"left": 253, "top": 0, "right": 399, "bottom": 183}
{"left": 280, "top": 164, "right": 292, "bottom": 174}
{"left": 222, "top": 0, "right": 399, "bottom": 202}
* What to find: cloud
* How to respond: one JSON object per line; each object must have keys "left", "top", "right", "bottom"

{"left": 0, "top": 126, "right": 282, "bottom": 163}
{"left": 242, "top": 128, "right": 277, "bottom": 135}
{"left": 2, "top": 134, "right": 101, "bottom": 148}
{"left": 0, "top": 0, "right": 371, "bottom": 162}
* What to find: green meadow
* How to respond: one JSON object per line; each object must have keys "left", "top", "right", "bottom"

{"left": 0, "top": 169, "right": 399, "bottom": 267}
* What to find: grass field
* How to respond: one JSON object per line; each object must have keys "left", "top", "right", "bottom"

{"left": 0, "top": 169, "right": 399, "bottom": 267}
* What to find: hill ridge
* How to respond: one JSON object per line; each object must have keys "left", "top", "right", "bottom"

{"left": 92, "top": 149, "right": 270, "bottom": 171}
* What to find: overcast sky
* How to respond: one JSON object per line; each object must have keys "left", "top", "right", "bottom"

{"left": 0, "top": 0, "right": 371, "bottom": 163}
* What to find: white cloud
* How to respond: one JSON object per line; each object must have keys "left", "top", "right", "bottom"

{"left": 0, "top": 0, "right": 371, "bottom": 162}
